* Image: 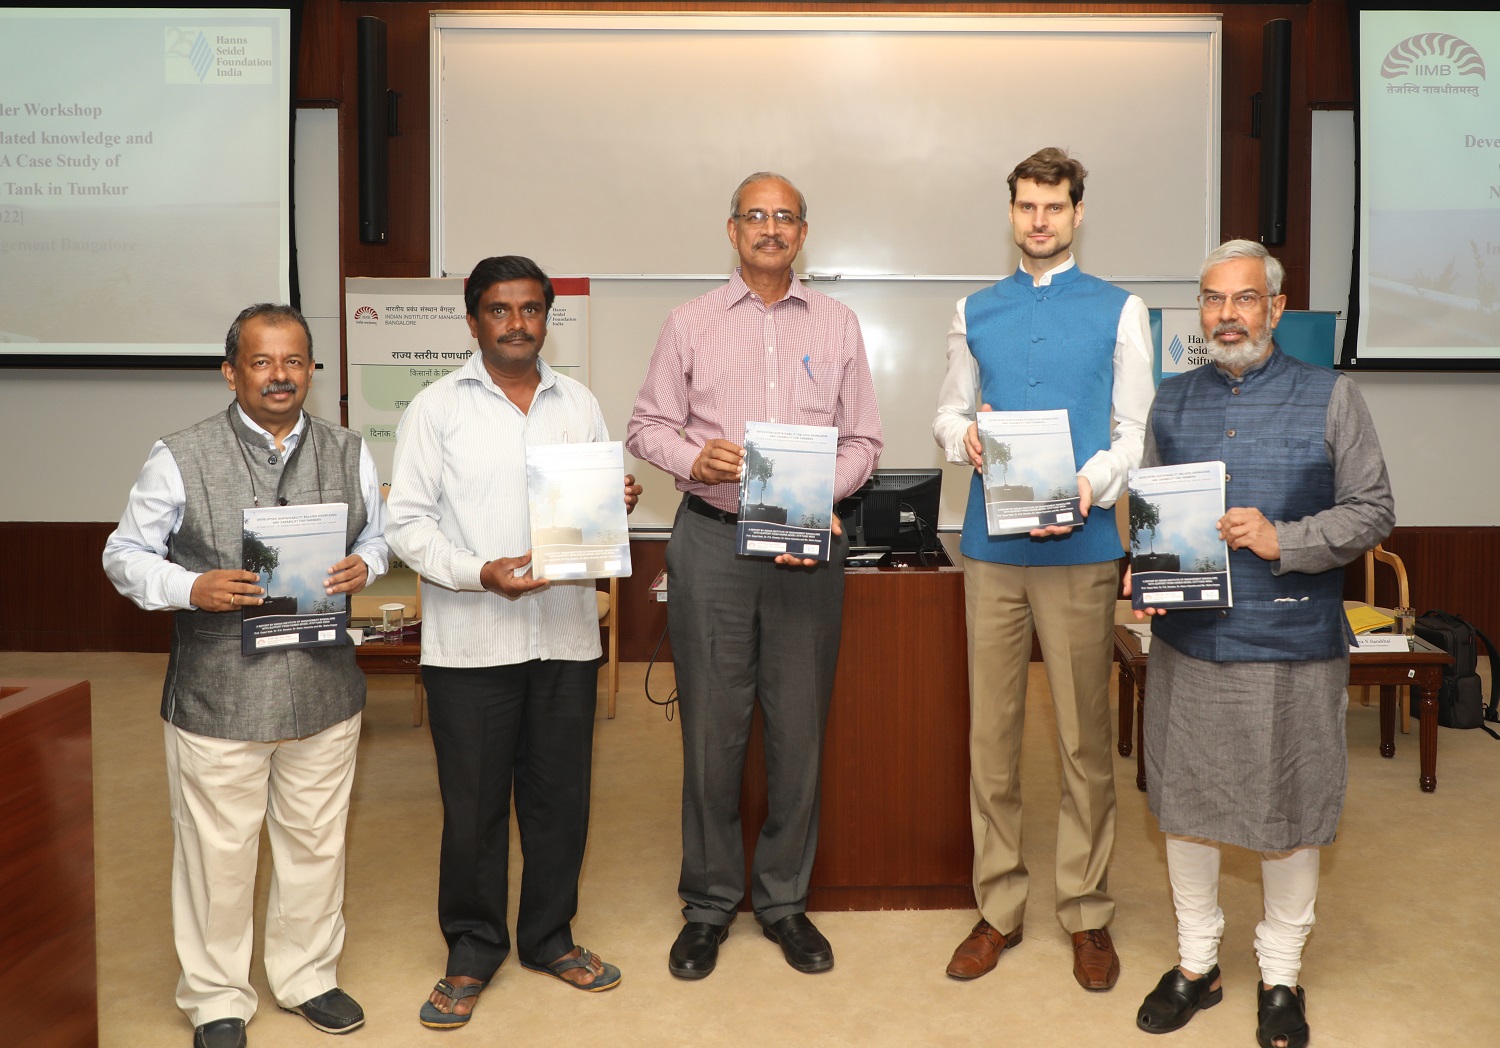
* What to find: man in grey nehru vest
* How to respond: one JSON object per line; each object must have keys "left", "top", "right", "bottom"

{"left": 1127, "top": 240, "right": 1393, "bottom": 1048}
{"left": 104, "top": 304, "right": 389, "bottom": 1048}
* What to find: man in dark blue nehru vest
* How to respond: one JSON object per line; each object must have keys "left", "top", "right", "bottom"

{"left": 104, "top": 304, "right": 389, "bottom": 1048}
{"left": 1129, "top": 240, "right": 1394, "bottom": 1048}
{"left": 933, "top": 147, "right": 1153, "bottom": 991}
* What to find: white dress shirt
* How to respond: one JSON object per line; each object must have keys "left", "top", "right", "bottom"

{"left": 385, "top": 353, "right": 608, "bottom": 669}
{"left": 103, "top": 406, "right": 390, "bottom": 611}
{"left": 931, "top": 256, "right": 1156, "bottom": 509}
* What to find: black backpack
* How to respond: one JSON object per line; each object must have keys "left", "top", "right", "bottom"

{"left": 1410, "top": 611, "right": 1500, "bottom": 739}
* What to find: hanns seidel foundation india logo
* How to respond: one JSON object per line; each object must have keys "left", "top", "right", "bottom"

{"left": 1380, "top": 33, "right": 1485, "bottom": 96}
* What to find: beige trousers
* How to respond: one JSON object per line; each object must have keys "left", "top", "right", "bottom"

{"left": 962, "top": 557, "right": 1118, "bottom": 935}
{"left": 163, "top": 714, "right": 361, "bottom": 1027}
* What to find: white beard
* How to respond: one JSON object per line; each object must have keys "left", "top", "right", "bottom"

{"left": 1206, "top": 324, "right": 1273, "bottom": 372}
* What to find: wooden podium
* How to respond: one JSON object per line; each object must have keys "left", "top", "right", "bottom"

{"left": 740, "top": 552, "right": 973, "bottom": 910}
{"left": 0, "top": 679, "right": 98, "bottom": 1047}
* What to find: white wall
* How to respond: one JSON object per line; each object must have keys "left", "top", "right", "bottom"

{"left": 4, "top": 102, "right": 1496, "bottom": 527}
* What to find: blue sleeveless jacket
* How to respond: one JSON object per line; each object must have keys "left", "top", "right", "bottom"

{"left": 959, "top": 265, "right": 1129, "bottom": 567}
{"left": 1149, "top": 349, "right": 1347, "bottom": 662}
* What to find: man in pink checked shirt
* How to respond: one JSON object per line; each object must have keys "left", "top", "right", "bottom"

{"left": 627, "top": 171, "right": 882, "bottom": 980}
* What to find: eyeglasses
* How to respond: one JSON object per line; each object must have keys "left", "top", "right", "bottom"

{"left": 733, "top": 209, "right": 804, "bottom": 227}
{"left": 1197, "top": 292, "right": 1272, "bottom": 312}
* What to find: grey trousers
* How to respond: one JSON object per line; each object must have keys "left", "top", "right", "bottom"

{"left": 665, "top": 498, "right": 847, "bottom": 925}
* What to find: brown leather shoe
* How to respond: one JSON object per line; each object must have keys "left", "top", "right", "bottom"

{"left": 1071, "top": 928, "right": 1121, "bottom": 990}
{"left": 945, "top": 919, "right": 1023, "bottom": 980}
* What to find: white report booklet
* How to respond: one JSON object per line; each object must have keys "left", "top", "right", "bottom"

{"left": 525, "top": 440, "right": 632, "bottom": 581}
{"left": 977, "top": 409, "right": 1081, "bottom": 535}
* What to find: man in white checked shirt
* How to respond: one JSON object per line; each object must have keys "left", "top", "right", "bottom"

{"left": 386, "top": 256, "right": 641, "bottom": 1028}
{"left": 627, "top": 172, "right": 882, "bottom": 979}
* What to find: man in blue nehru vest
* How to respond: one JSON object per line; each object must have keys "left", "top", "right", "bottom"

{"left": 1129, "top": 240, "right": 1393, "bottom": 1048}
{"left": 933, "top": 147, "right": 1154, "bottom": 990}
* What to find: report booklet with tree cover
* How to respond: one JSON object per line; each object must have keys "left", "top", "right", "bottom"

{"left": 525, "top": 440, "right": 632, "bottom": 581}
{"left": 977, "top": 409, "right": 1081, "bottom": 535}
{"left": 737, "top": 421, "right": 838, "bottom": 561}
{"left": 240, "top": 503, "right": 350, "bottom": 656}
{"left": 1127, "top": 461, "right": 1231, "bottom": 611}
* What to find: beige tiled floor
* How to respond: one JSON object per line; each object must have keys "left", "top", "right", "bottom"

{"left": 3, "top": 651, "right": 1494, "bottom": 1048}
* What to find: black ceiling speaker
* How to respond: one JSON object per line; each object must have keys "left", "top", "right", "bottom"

{"left": 1258, "top": 18, "right": 1292, "bottom": 247}
{"left": 357, "top": 15, "right": 389, "bottom": 245}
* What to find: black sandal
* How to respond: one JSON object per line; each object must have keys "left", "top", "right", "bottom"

{"left": 1136, "top": 965, "right": 1223, "bottom": 1034}
{"left": 1256, "top": 984, "right": 1309, "bottom": 1048}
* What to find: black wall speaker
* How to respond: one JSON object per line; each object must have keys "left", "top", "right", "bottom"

{"left": 357, "top": 15, "right": 388, "bottom": 245}
{"left": 1258, "top": 18, "right": 1292, "bottom": 247}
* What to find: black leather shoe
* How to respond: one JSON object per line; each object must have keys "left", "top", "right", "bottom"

{"left": 288, "top": 987, "right": 365, "bottom": 1034}
{"left": 760, "top": 913, "right": 834, "bottom": 973}
{"left": 1257, "top": 984, "right": 1309, "bottom": 1048}
{"left": 193, "top": 1018, "right": 247, "bottom": 1048}
{"left": 1136, "top": 965, "right": 1223, "bottom": 1034}
{"left": 669, "top": 921, "right": 730, "bottom": 980}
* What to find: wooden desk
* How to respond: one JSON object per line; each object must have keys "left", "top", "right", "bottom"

{"left": 740, "top": 555, "right": 972, "bottom": 910}
{"left": 353, "top": 637, "right": 422, "bottom": 677}
{"left": 353, "top": 638, "right": 425, "bottom": 725}
{"left": 1112, "top": 626, "right": 1452, "bottom": 793}
{"left": 1, "top": 679, "right": 98, "bottom": 1048}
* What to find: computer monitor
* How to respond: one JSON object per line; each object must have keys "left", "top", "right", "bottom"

{"left": 839, "top": 468, "right": 942, "bottom": 554}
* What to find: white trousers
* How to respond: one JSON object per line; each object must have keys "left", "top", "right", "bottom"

{"left": 163, "top": 715, "right": 361, "bottom": 1027}
{"left": 1165, "top": 834, "right": 1320, "bottom": 988}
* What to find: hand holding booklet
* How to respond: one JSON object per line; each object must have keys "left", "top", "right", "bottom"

{"left": 1127, "top": 461, "right": 1231, "bottom": 611}
{"left": 736, "top": 421, "right": 838, "bottom": 561}
{"left": 977, "top": 409, "right": 1082, "bottom": 535}
{"left": 525, "top": 441, "right": 632, "bottom": 581}
{"left": 240, "top": 503, "right": 350, "bottom": 656}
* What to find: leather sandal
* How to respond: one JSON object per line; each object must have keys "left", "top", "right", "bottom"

{"left": 521, "top": 946, "right": 622, "bottom": 992}
{"left": 1256, "top": 984, "right": 1310, "bottom": 1048}
{"left": 1136, "top": 965, "right": 1223, "bottom": 1034}
{"left": 418, "top": 978, "right": 484, "bottom": 1029}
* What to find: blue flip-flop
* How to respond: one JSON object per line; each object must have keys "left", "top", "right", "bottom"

{"left": 418, "top": 978, "right": 484, "bottom": 1029}
{"left": 520, "top": 947, "right": 622, "bottom": 992}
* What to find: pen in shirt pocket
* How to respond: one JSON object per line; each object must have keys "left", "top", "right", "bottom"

{"left": 802, "top": 354, "right": 815, "bottom": 381}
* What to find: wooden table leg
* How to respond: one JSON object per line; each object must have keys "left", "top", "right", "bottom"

{"left": 1134, "top": 680, "right": 1146, "bottom": 793}
{"left": 1417, "top": 671, "right": 1439, "bottom": 792}
{"left": 1117, "top": 664, "right": 1133, "bottom": 757}
{"left": 1378, "top": 684, "right": 1396, "bottom": 759}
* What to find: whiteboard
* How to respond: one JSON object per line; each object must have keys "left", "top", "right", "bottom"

{"left": 431, "top": 12, "right": 1222, "bottom": 528}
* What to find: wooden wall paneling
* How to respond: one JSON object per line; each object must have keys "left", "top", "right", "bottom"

{"left": 0, "top": 679, "right": 97, "bottom": 1048}
{"left": 615, "top": 538, "right": 672, "bottom": 663}
{"left": 0, "top": 523, "right": 170, "bottom": 653}
{"left": 1306, "top": 0, "right": 1353, "bottom": 105}
{"left": 11, "top": 525, "right": 1492, "bottom": 655}
{"left": 297, "top": 0, "right": 343, "bottom": 99}
{"left": 1218, "top": 4, "right": 1312, "bottom": 307}
{"left": 339, "top": 2, "right": 435, "bottom": 278}
{"left": 1382, "top": 528, "right": 1500, "bottom": 642}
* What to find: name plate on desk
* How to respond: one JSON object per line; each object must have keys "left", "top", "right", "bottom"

{"left": 1352, "top": 634, "right": 1411, "bottom": 653}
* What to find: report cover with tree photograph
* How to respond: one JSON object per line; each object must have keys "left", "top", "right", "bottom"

{"left": 240, "top": 503, "right": 350, "bottom": 656}
{"left": 525, "top": 440, "right": 632, "bottom": 581}
{"left": 977, "top": 409, "right": 1082, "bottom": 535}
{"left": 737, "top": 421, "right": 838, "bottom": 561}
{"left": 1127, "top": 461, "right": 1231, "bottom": 611}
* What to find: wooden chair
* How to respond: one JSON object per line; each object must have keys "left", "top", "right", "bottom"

{"left": 598, "top": 577, "right": 620, "bottom": 719}
{"left": 1352, "top": 543, "right": 1412, "bottom": 732}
